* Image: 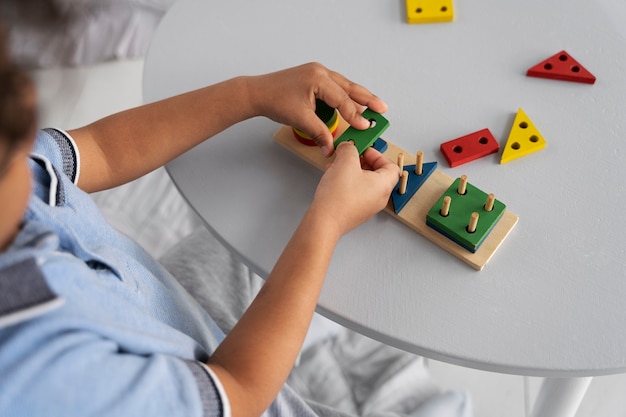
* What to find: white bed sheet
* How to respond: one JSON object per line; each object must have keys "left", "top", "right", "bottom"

{"left": 90, "top": 167, "right": 201, "bottom": 258}
{"left": 3, "top": 0, "right": 177, "bottom": 68}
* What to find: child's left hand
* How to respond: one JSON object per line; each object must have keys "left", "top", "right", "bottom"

{"left": 245, "top": 62, "right": 388, "bottom": 157}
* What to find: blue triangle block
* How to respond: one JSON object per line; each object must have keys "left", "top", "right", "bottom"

{"left": 391, "top": 161, "right": 438, "bottom": 214}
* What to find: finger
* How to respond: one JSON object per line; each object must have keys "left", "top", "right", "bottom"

{"left": 294, "top": 111, "right": 335, "bottom": 157}
{"left": 334, "top": 79, "right": 388, "bottom": 115}
{"left": 362, "top": 147, "right": 401, "bottom": 179}
{"left": 326, "top": 70, "right": 388, "bottom": 114}
{"left": 332, "top": 140, "right": 360, "bottom": 167}
{"left": 319, "top": 88, "right": 387, "bottom": 134}
{"left": 359, "top": 147, "right": 378, "bottom": 170}
{"left": 315, "top": 75, "right": 371, "bottom": 130}
{"left": 318, "top": 88, "right": 369, "bottom": 131}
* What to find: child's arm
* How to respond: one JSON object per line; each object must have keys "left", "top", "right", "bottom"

{"left": 207, "top": 142, "right": 400, "bottom": 417}
{"left": 68, "top": 62, "right": 387, "bottom": 193}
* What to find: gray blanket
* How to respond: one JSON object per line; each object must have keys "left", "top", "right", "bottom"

{"left": 161, "top": 228, "right": 473, "bottom": 417}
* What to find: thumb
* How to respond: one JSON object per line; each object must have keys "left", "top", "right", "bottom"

{"left": 330, "top": 141, "right": 360, "bottom": 167}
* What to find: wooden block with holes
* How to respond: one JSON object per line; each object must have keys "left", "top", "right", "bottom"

{"left": 333, "top": 108, "right": 390, "bottom": 154}
{"left": 500, "top": 108, "right": 547, "bottom": 164}
{"left": 274, "top": 117, "right": 518, "bottom": 270}
{"left": 440, "top": 128, "right": 500, "bottom": 167}
{"left": 426, "top": 176, "right": 506, "bottom": 253}
{"left": 526, "top": 50, "right": 596, "bottom": 84}
{"left": 406, "top": 0, "right": 454, "bottom": 23}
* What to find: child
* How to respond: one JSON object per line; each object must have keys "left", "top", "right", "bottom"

{"left": 0, "top": 19, "right": 401, "bottom": 417}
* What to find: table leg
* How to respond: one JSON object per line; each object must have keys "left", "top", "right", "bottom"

{"left": 529, "top": 377, "right": 592, "bottom": 417}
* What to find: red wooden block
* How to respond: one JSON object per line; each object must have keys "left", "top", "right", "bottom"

{"left": 440, "top": 128, "right": 499, "bottom": 168}
{"left": 526, "top": 50, "right": 596, "bottom": 84}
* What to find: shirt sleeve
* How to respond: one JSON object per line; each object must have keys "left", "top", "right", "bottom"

{"left": 188, "top": 361, "right": 232, "bottom": 417}
{"left": 32, "top": 128, "right": 80, "bottom": 184}
{"left": 0, "top": 330, "right": 229, "bottom": 417}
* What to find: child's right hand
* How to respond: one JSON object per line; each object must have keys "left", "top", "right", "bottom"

{"left": 309, "top": 141, "right": 401, "bottom": 238}
{"left": 207, "top": 126, "right": 398, "bottom": 417}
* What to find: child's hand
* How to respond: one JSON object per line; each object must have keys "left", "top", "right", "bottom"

{"left": 246, "top": 62, "right": 388, "bottom": 157}
{"left": 309, "top": 141, "right": 401, "bottom": 238}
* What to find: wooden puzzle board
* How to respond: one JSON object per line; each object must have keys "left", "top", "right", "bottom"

{"left": 274, "top": 120, "right": 518, "bottom": 270}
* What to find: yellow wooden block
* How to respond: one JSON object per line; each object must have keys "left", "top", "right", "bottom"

{"left": 406, "top": 0, "right": 454, "bottom": 24}
{"left": 500, "top": 108, "right": 547, "bottom": 164}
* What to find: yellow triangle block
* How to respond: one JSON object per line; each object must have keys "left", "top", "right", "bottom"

{"left": 406, "top": 0, "right": 454, "bottom": 24}
{"left": 500, "top": 108, "right": 547, "bottom": 164}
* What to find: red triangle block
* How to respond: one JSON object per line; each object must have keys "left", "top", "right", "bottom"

{"left": 526, "top": 50, "right": 596, "bottom": 84}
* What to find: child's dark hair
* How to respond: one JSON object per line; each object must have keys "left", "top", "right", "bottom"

{"left": 0, "top": 20, "right": 36, "bottom": 173}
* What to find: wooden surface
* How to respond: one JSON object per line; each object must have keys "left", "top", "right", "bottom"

{"left": 274, "top": 121, "right": 518, "bottom": 270}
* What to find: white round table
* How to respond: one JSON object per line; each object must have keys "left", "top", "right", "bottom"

{"left": 143, "top": 1, "right": 626, "bottom": 415}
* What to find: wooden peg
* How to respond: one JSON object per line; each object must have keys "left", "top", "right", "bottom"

{"left": 484, "top": 193, "right": 495, "bottom": 212}
{"left": 399, "top": 170, "right": 408, "bottom": 195}
{"left": 440, "top": 195, "right": 451, "bottom": 217}
{"left": 397, "top": 153, "right": 405, "bottom": 170}
{"left": 415, "top": 150, "right": 424, "bottom": 175}
{"left": 467, "top": 212, "right": 479, "bottom": 233}
{"left": 457, "top": 175, "right": 468, "bottom": 195}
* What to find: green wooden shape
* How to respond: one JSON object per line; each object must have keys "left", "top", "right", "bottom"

{"left": 426, "top": 178, "right": 506, "bottom": 252}
{"left": 334, "top": 109, "right": 390, "bottom": 155}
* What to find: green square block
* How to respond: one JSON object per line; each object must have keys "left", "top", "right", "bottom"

{"left": 426, "top": 178, "right": 506, "bottom": 252}
{"left": 334, "top": 109, "right": 390, "bottom": 155}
